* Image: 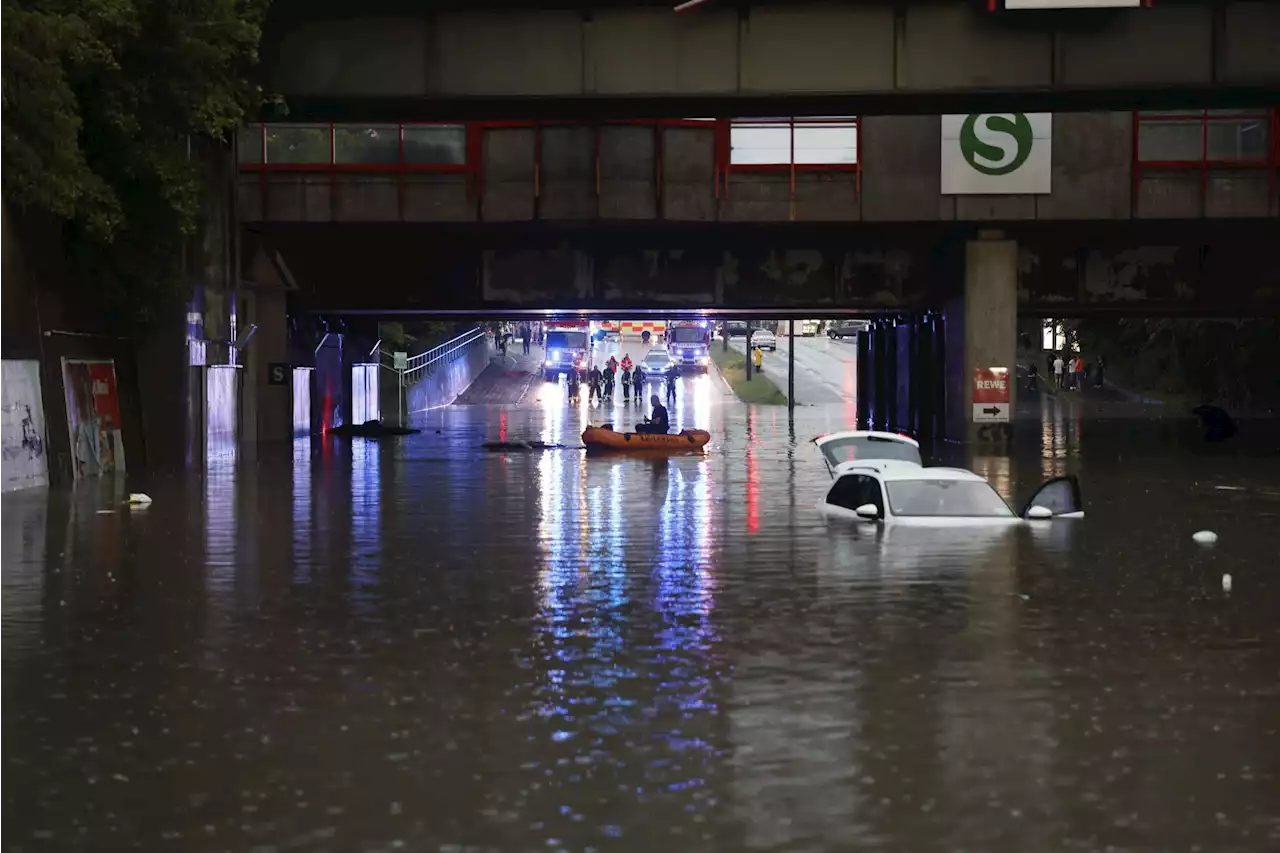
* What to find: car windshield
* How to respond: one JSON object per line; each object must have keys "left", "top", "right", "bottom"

{"left": 669, "top": 328, "right": 705, "bottom": 343}
{"left": 885, "top": 480, "right": 1013, "bottom": 517}
{"left": 546, "top": 331, "right": 587, "bottom": 350}
{"left": 644, "top": 352, "right": 669, "bottom": 366}
{"left": 820, "top": 435, "right": 922, "bottom": 467}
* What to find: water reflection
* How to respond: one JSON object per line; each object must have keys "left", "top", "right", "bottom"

{"left": 4, "top": 402, "right": 1280, "bottom": 853}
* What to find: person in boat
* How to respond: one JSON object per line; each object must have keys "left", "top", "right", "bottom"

{"left": 637, "top": 394, "right": 670, "bottom": 435}
{"left": 588, "top": 365, "right": 603, "bottom": 403}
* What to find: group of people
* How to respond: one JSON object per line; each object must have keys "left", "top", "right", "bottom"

{"left": 1049, "top": 353, "right": 1103, "bottom": 390}
{"left": 567, "top": 354, "right": 677, "bottom": 405}
{"left": 495, "top": 324, "right": 542, "bottom": 358}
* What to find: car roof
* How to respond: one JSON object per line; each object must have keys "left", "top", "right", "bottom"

{"left": 833, "top": 459, "right": 985, "bottom": 483}
{"left": 814, "top": 430, "right": 920, "bottom": 449}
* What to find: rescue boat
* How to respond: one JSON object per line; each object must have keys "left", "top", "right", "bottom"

{"left": 582, "top": 424, "right": 711, "bottom": 452}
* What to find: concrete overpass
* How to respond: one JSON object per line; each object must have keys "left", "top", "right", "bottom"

{"left": 261, "top": 0, "right": 1280, "bottom": 119}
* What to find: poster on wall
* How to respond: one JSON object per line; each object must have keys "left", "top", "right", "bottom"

{"left": 941, "top": 113, "right": 1052, "bottom": 195}
{"left": 61, "top": 358, "right": 127, "bottom": 479}
{"left": 1, "top": 359, "right": 49, "bottom": 492}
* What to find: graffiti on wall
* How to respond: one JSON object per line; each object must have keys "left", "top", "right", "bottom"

{"left": 1, "top": 360, "right": 49, "bottom": 491}
{"left": 61, "top": 358, "right": 127, "bottom": 480}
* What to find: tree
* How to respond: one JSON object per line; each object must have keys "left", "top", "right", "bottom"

{"left": 2, "top": 0, "right": 269, "bottom": 324}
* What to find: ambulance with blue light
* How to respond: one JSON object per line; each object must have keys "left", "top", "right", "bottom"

{"left": 666, "top": 320, "right": 712, "bottom": 372}
{"left": 542, "top": 320, "right": 590, "bottom": 380}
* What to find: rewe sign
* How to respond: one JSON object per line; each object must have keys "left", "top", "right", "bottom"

{"left": 941, "top": 113, "right": 1052, "bottom": 195}
{"left": 972, "top": 367, "right": 1011, "bottom": 423}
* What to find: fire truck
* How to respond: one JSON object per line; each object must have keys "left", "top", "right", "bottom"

{"left": 542, "top": 319, "right": 590, "bottom": 380}
{"left": 666, "top": 319, "right": 712, "bottom": 372}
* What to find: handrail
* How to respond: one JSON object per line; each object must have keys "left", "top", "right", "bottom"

{"left": 380, "top": 326, "right": 485, "bottom": 379}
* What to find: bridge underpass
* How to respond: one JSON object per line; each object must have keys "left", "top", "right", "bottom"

{"left": 242, "top": 216, "right": 1279, "bottom": 444}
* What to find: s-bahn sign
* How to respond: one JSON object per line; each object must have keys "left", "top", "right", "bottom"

{"left": 941, "top": 113, "right": 1052, "bottom": 195}
{"left": 1004, "top": 1, "right": 1142, "bottom": 8}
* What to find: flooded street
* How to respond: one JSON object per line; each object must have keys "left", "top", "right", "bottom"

{"left": 5, "top": 381, "right": 1280, "bottom": 852}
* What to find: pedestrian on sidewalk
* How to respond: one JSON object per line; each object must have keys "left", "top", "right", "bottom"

{"left": 1052, "top": 353, "right": 1065, "bottom": 389}
{"left": 520, "top": 324, "right": 531, "bottom": 355}
{"left": 1074, "top": 356, "right": 1086, "bottom": 390}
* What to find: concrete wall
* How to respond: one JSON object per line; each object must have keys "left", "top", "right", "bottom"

{"left": 404, "top": 339, "right": 490, "bottom": 416}
{"left": 268, "top": 3, "right": 1280, "bottom": 98}
{"left": 242, "top": 111, "right": 1278, "bottom": 225}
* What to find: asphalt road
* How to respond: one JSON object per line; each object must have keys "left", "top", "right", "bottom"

{"left": 727, "top": 333, "right": 857, "bottom": 406}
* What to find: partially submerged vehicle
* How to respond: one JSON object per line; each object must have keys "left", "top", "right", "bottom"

{"left": 814, "top": 430, "right": 1083, "bottom": 526}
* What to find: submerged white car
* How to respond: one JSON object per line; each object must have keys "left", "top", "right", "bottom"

{"left": 814, "top": 430, "right": 1084, "bottom": 526}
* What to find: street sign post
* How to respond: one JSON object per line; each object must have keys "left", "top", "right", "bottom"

{"left": 972, "top": 367, "right": 1010, "bottom": 423}
{"left": 393, "top": 351, "right": 408, "bottom": 371}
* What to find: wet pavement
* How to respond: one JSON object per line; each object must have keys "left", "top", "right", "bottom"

{"left": 5, "top": 374, "right": 1280, "bottom": 851}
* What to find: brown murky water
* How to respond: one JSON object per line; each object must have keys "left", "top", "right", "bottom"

{"left": 5, "top": 380, "right": 1280, "bottom": 852}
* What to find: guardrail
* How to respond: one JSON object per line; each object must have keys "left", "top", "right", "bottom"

{"left": 375, "top": 327, "right": 487, "bottom": 425}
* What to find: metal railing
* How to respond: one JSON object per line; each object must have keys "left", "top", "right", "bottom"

{"left": 377, "top": 327, "right": 487, "bottom": 426}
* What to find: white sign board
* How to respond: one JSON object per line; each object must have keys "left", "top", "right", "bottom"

{"left": 1005, "top": 1, "right": 1141, "bottom": 8}
{"left": 972, "top": 403, "right": 1010, "bottom": 423}
{"left": 393, "top": 351, "right": 408, "bottom": 371}
{"left": 942, "top": 113, "right": 1052, "bottom": 195}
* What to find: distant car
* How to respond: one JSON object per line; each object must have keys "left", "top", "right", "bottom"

{"left": 828, "top": 322, "right": 867, "bottom": 340}
{"left": 814, "top": 430, "right": 1084, "bottom": 526}
{"left": 641, "top": 349, "right": 675, "bottom": 374}
{"left": 750, "top": 329, "right": 777, "bottom": 351}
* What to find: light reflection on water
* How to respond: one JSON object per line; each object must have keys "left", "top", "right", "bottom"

{"left": 3, "top": 400, "right": 1280, "bottom": 852}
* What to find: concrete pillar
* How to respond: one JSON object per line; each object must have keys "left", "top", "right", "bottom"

{"left": 945, "top": 234, "right": 1018, "bottom": 442}
{"left": 856, "top": 328, "right": 871, "bottom": 428}
{"left": 238, "top": 284, "right": 290, "bottom": 459}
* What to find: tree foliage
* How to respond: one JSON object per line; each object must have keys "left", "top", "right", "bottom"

{"left": 2, "top": 0, "right": 269, "bottom": 324}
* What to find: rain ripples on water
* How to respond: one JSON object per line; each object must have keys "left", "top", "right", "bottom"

{"left": 4, "top": 385, "right": 1279, "bottom": 851}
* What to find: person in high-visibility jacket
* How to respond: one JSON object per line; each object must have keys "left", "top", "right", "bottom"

{"left": 752, "top": 345, "right": 764, "bottom": 373}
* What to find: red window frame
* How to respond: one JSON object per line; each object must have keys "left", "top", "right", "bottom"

{"left": 1131, "top": 108, "right": 1279, "bottom": 206}
{"left": 721, "top": 117, "right": 861, "bottom": 202}
{"left": 237, "top": 117, "right": 862, "bottom": 209}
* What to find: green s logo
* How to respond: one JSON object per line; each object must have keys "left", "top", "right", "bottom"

{"left": 959, "top": 114, "right": 1034, "bottom": 176}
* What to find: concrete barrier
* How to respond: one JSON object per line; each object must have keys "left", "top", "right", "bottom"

{"left": 404, "top": 337, "right": 490, "bottom": 416}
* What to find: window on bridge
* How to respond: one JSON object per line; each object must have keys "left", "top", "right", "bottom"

{"left": 729, "top": 118, "right": 859, "bottom": 167}
{"left": 1136, "top": 109, "right": 1272, "bottom": 165}
{"left": 402, "top": 125, "right": 467, "bottom": 165}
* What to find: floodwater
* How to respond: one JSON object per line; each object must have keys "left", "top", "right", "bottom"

{"left": 5, "top": 373, "right": 1280, "bottom": 852}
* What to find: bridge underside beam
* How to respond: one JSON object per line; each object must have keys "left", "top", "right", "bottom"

{"left": 263, "top": 1, "right": 1280, "bottom": 119}
{"left": 248, "top": 221, "right": 1280, "bottom": 317}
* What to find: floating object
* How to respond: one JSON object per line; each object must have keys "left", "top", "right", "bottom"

{"left": 582, "top": 424, "right": 710, "bottom": 452}
{"left": 96, "top": 509, "right": 116, "bottom": 515}
{"left": 481, "top": 440, "right": 567, "bottom": 452}
{"left": 1222, "top": 574, "right": 1233, "bottom": 592}
{"left": 1192, "top": 530, "right": 1219, "bottom": 545}
{"left": 1214, "top": 485, "right": 1245, "bottom": 491}
{"left": 329, "top": 420, "right": 420, "bottom": 438}
{"left": 125, "top": 493, "right": 153, "bottom": 506}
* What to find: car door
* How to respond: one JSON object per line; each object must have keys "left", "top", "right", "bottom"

{"left": 824, "top": 474, "right": 885, "bottom": 520}
{"left": 1019, "top": 475, "right": 1085, "bottom": 519}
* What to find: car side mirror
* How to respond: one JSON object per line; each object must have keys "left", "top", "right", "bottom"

{"left": 855, "top": 503, "right": 880, "bottom": 520}
{"left": 1027, "top": 505, "right": 1054, "bottom": 520}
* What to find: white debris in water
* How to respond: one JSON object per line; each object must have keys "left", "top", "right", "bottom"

{"left": 125, "top": 493, "right": 152, "bottom": 506}
{"left": 1214, "top": 485, "right": 1245, "bottom": 491}
{"left": 1192, "top": 530, "right": 1218, "bottom": 545}
{"left": 1222, "top": 574, "right": 1233, "bottom": 593}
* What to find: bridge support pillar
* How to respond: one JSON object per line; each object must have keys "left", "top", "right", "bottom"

{"left": 238, "top": 284, "right": 291, "bottom": 459}
{"left": 945, "top": 233, "right": 1018, "bottom": 443}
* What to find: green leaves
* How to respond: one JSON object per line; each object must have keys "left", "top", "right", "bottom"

{"left": 2, "top": 0, "right": 269, "bottom": 325}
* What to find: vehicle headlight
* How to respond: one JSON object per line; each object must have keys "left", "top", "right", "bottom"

{"left": 545, "top": 359, "right": 553, "bottom": 367}
{"left": 699, "top": 356, "right": 709, "bottom": 364}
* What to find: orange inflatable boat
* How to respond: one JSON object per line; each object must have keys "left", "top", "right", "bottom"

{"left": 582, "top": 424, "right": 711, "bottom": 452}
